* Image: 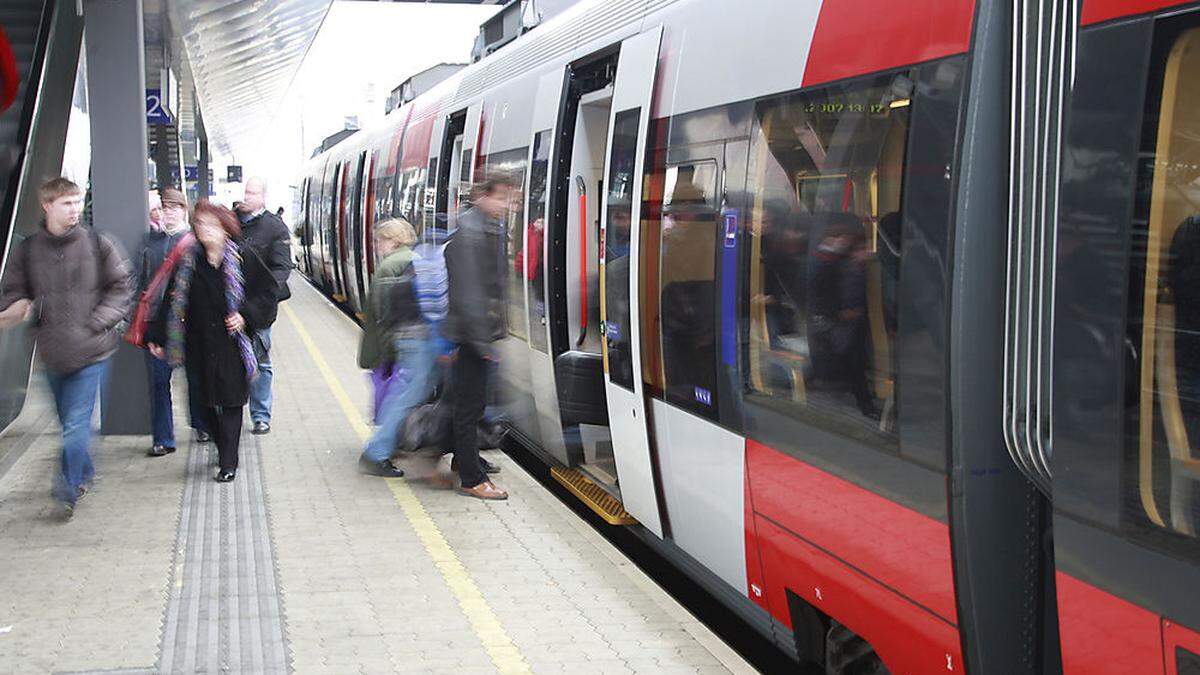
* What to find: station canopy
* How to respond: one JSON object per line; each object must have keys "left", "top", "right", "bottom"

{"left": 164, "top": 0, "right": 332, "bottom": 157}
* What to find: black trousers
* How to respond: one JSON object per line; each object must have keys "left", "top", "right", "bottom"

{"left": 451, "top": 343, "right": 489, "bottom": 488}
{"left": 204, "top": 406, "right": 243, "bottom": 472}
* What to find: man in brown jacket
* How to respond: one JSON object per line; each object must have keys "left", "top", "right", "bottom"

{"left": 0, "top": 177, "right": 133, "bottom": 517}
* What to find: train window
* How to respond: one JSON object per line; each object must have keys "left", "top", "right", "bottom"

{"left": 604, "top": 109, "right": 641, "bottom": 391}
{"left": 526, "top": 130, "right": 551, "bottom": 353}
{"left": 1125, "top": 26, "right": 1200, "bottom": 546}
{"left": 654, "top": 157, "right": 721, "bottom": 417}
{"left": 424, "top": 158, "right": 438, "bottom": 229}
{"left": 484, "top": 147, "right": 530, "bottom": 339}
{"left": 744, "top": 72, "right": 912, "bottom": 444}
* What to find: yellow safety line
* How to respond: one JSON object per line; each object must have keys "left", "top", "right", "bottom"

{"left": 281, "top": 303, "right": 532, "bottom": 674}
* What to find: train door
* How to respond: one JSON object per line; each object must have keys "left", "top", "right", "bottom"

{"left": 524, "top": 70, "right": 569, "bottom": 465}
{"left": 347, "top": 150, "right": 368, "bottom": 312}
{"left": 333, "top": 160, "right": 350, "bottom": 302}
{"left": 298, "top": 176, "right": 310, "bottom": 277}
{"left": 1051, "top": 8, "right": 1200, "bottom": 674}
{"left": 598, "top": 27, "right": 665, "bottom": 536}
{"left": 435, "top": 110, "right": 467, "bottom": 229}
{"left": 460, "top": 102, "right": 483, "bottom": 191}
{"left": 318, "top": 159, "right": 339, "bottom": 295}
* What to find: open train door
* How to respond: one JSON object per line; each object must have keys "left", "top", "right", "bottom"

{"left": 599, "top": 26, "right": 664, "bottom": 537}
{"left": 460, "top": 102, "right": 483, "bottom": 190}
{"left": 527, "top": 69, "right": 571, "bottom": 465}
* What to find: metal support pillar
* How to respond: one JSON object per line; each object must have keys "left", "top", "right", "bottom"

{"left": 83, "top": 0, "right": 150, "bottom": 435}
{"left": 197, "top": 108, "right": 210, "bottom": 199}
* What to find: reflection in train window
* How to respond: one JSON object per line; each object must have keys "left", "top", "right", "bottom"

{"left": 604, "top": 110, "right": 641, "bottom": 391}
{"left": 526, "top": 131, "right": 551, "bottom": 353}
{"left": 483, "top": 147, "right": 529, "bottom": 340}
{"left": 744, "top": 72, "right": 912, "bottom": 444}
{"left": 1127, "top": 27, "right": 1200, "bottom": 543}
{"left": 651, "top": 156, "right": 722, "bottom": 417}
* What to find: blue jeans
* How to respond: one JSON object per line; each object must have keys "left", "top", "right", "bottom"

{"left": 364, "top": 333, "right": 439, "bottom": 462}
{"left": 145, "top": 352, "right": 175, "bottom": 447}
{"left": 45, "top": 360, "right": 107, "bottom": 503}
{"left": 186, "top": 368, "right": 208, "bottom": 433}
{"left": 249, "top": 327, "right": 273, "bottom": 423}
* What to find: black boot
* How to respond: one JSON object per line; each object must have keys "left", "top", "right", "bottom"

{"left": 359, "top": 454, "right": 404, "bottom": 477}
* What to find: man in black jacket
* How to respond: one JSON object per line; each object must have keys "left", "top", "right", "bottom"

{"left": 444, "top": 174, "right": 515, "bottom": 500}
{"left": 237, "top": 177, "right": 292, "bottom": 435}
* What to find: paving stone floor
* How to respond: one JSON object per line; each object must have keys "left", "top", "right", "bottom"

{"left": 0, "top": 280, "right": 755, "bottom": 674}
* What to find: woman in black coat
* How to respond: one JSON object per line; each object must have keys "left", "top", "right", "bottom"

{"left": 148, "top": 201, "right": 279, "bottom": 482}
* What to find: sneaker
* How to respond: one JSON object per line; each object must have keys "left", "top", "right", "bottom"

{"left": 251, "top": 421, "right": 271, "bottom": 435}
{"left": 59, "top": 498, "right": 76, "bottom": 520}
{"left": 215, "top": 470, "right": 236, "bottom": 482}
{"left": 148, "top": 444, "right": 176, "bottom": 457}
{"left": 195, "top": 429, "right": 212, "bottom": 443}
{"left": 358, "top": 454, "right": 404, "bottom": 478}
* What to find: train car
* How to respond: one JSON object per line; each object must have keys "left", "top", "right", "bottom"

{"left": 296, "top": 0, "right": 1200, "bottom": 672}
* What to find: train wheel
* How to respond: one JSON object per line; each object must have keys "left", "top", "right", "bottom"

{"left": 825, "top": 623, "right": 889, "bottom": 675}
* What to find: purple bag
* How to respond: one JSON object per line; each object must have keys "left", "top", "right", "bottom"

{"left": 369, "top": 363, "right": 408, "bottom": 424}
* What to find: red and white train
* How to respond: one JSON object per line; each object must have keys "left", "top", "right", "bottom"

{"left": 297, "top": 0, "right": 1200, "bottom": 672}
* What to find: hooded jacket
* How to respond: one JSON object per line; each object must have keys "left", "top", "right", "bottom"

{"left": 0, "top": 225, "right": 133, "bottom": 374}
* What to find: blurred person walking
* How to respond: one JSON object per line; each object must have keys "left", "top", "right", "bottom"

{"left": 443, "top": 174, "right": 515, "bottom": 500}
{"left": 235, "top": 177, "right": 291, "bottom": 435}
{"left": 139, "top": 188, "right": 193, "bottom": 456}
{"left": 357, "top": 218, "right": 429, "bottom": 477}
{"left": 147, "top": 202, "right": 278, "bottom": 482}
{"left": 0, "top": 177, "right": 133, "bottom": 517}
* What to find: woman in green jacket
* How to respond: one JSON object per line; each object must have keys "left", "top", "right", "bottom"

{"left": 358, "top": 218, "right": 428, "bottom": 476}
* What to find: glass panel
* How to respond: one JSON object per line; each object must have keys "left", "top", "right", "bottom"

{"left": 424, "top": 157, "right": 438, "bottom": 230}
{"left": 604, "top": 109, "right": 641, "bottom": 390}
{"left": 657, "top": 158, "right": 720, "bottom": 416}
{"left": 1126, "top": 27, "right": 1200, "bottom": 545}
{"left": 484, "top": 147, "right": 530, "bottom": 340}
{"left": 744, "top": 71, "right": 913, "bottom": 444}
{"left": 527, "top": 130, "right": 551, "bottom": 352}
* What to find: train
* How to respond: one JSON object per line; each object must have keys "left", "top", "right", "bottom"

{"left": 295, "top": 0, "right": 1200, "bottom": 672}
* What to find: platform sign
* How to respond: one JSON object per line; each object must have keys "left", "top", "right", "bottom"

{"left": 146, "top": 89, "right": 172, "bottom": 125}
{"left": 184, "top": 166, "right": 199, "bottom": 181}
{"left": 227, "top": 165, "right": 243, "bottom": 183}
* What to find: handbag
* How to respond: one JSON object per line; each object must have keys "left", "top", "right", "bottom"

{"left": 369, "top": 363, "right": 408, "bottom": 424}
{"left": 124, "top": 233, "right": 194, "bottom": 348}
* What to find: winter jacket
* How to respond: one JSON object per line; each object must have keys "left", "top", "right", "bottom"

{"left": 0, "top": 225, "right": 133, "bottom": 374}
{"left": 358, "top": 247, "right": 424, "bottom": 369}
{"left": 239, "top": 210, "right": 292, "bottom": 302}
{"left": 443, "top": 207, "right": 505, "bottom": 348}
{"left": 137, "top": 227, "right": 189, "bottom": 298}
{"left": 146, "top": 247, "right": 278, "bottom": 407}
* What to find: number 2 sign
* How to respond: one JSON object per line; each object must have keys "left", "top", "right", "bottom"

{"left": 146, "top": 89, "right": 171, "bottom": 125}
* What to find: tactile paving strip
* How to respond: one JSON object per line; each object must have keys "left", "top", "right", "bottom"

{"left": 156, "top": 434, "right": 288, "bottom": 673}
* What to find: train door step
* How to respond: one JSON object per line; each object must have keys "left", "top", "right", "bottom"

{"left": 551, "top": 466, "right": 637, "bottom": 525}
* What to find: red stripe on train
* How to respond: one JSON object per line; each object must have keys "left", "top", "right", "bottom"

{"left": 1056, "top": 572, "right": 1164, "bottom": 674}
{"left": 1082, "top": 0, "right": 1199, "bottom": 26}
{"left": 745, "top": 440, "right": 957, "bottom": 623}
{"left": 744, "top": 440, "right": 960, "bottom": 670}
{"left": 802, "top": 0, "right": 975, "bottom": 88}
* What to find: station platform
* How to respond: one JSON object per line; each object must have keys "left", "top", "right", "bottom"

{"left": 0, "top": 279, "right": 754, "bottom": 674}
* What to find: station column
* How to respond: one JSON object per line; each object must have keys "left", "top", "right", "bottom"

{"left": 83, "top": 0, "right": 151, "bottom": 434}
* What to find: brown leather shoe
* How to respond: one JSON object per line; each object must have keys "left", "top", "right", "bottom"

{"left": 458, "top": 481, "right": 508, "bottom": 500}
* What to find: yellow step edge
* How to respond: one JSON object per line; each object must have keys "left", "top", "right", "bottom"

{"left": 551, "top": 467, "right": 638, "bottom": 526}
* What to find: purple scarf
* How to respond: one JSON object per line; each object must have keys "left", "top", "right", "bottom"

{"left": 165, "top": 240, "right": 258, "bottom": 383}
